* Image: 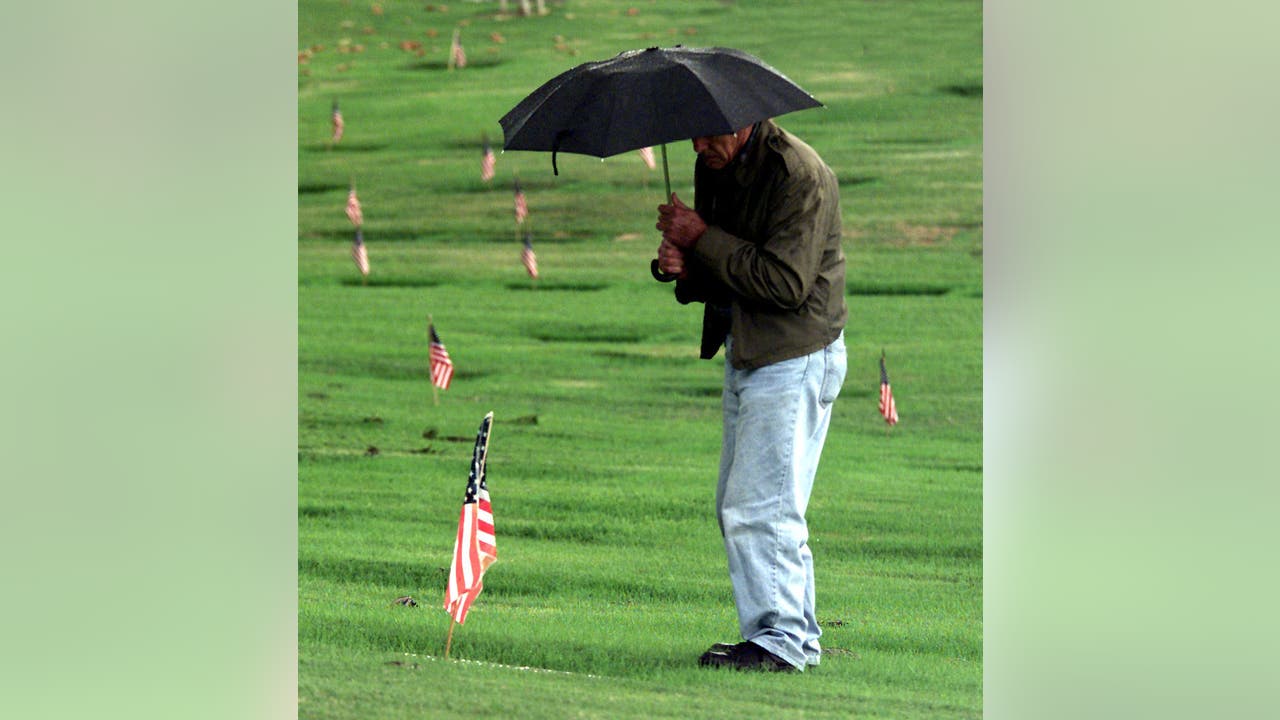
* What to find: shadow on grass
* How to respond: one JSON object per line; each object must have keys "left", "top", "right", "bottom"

{"left": 838, "top": 174, "right": 877, "bottom": 187}
{"left": 865, "top": 137, "right": 948, "bottom": 145}
{"left": 299, "top": 357, "right": 485, "bottom": 382}
{"left": 501, "top": 520, "right": 609, "bottom": 543}
{"left": 435, "top": 171, "right": 565, "bottom": 192}
{"left": 940, "top": 83, "right": 982, "bottom": 98}
{"left": 404, "top": 57, "right": 507, "bottom": 72}
{"left": 529, "top": 326, "right": 646, "bottom": 343}
{"left": 679, "top": 385, "right": 722, "bottom": 398}
{"left": 846, "top": 282, "right": 952, "bottom": 296}
{"left": 301, "top": 556, "right": 440, "bottom": 589}
{"left": 339, "top": 277, "right": 444, "bottom": 288}
{"left": 914, "top": 460, "right": 982, "bottom": 474}
{"left": 300, "top": 142, "right": 390, "bottom": 153}
{"left": 590, "top": 350, "right": 688, "bottom": 367}
{"left": 861, "top": 540, "right": 982, "bottom": 561}
{"left": 504, "top": 281, "right": 609, "bottom": 292}
{"left": 300, "top": 229, "right": 425, "bottom": 243}
{"left": 299, "top": 182, "right": 348, "bottom": 195}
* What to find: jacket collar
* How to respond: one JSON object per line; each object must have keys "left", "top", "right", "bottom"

{"left": 728, "top": 120, "right": 776, "bottom": 187}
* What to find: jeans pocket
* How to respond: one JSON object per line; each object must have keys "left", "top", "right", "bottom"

{"left": 819, "top": 340, "right": 847, "bottom": 406}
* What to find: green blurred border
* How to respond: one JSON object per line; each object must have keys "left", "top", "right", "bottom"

{"left": 3, "top": 3, "right": 297, "bottom": 719}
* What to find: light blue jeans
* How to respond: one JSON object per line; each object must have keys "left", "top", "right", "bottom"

{"left": 717, "top": 332, "right": 846, "bottom": 670}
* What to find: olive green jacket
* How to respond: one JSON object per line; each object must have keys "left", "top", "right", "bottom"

{"left": 672, "top": 120, "right": 847, "bottom": 370}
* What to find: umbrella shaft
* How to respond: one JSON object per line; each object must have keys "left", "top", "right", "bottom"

{"left": 661, "top": 143, "right": 671, "bottom": 200}
{"left": 651, "top": 143, "right": 680, "bottom": 283}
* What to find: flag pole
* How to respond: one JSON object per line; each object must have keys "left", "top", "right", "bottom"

{"left": 444, "top": 618, "right": 457, "bottom": 659}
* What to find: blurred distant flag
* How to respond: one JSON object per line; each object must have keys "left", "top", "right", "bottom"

{"left": 521, "top": 231, "right": 539, "bottom": 279}
{"left": 449, "top": 29, "right": 467, "bottom": 69}
{"left": 879, "top": 351, "right": 899, "bottom": 426}
{"left": 351, "top": 228, "right": 370, "bottom": 276}
{"left": 331, "top": 100, "right": 344, "bottom": 143}
{"left": 444, "top": 412, "right": 497, "bottom": 626}
{"left": 429, "top": 323, "right": 455, "bottom": 390}
{"left": 513, "top": 179, "right": 528, "bottom": 224}
{"left": 480, "top": 138, "right": 496, "bottom": 182}
{"left": 638, "top": 146, "right": 656, "bottom": 169}
{"left": 345, "top": 183, "right": 363, "bottom": 227}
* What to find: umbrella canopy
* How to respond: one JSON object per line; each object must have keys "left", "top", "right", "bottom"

{"left": 498, "top": 46, "right": 821, "bottom": 168}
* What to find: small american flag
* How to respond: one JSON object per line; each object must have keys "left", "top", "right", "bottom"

{"left": 351, "top": 228, "right": 370, "bottom": 276}
{"left": 429, "top": 323, "right": 455, "bottom": 390}
{"left": 450, "top": 31, "right": 467, "bottom": 68}
{"left": 331, "top": 100, "right": 344, "bottom": 143}
{"left": 638, "top": 146, "right": 656, "bottom": 169}
{"left": 879, "top": 352, "right": 899, "bottom": 426}
{"left": 444, "top": 412, "right": 497, "bottom": 625}
{"left": 480, "top": 139, "right": 496, "bottom": 182}
{"left": 521, "top": 232, "right": 539, "bottom": 279}
{"left": 513, "top": 180, "right": 528, "bottom": 224}
{"left": 345, "top": 184, "right": 363, "bottom": 227}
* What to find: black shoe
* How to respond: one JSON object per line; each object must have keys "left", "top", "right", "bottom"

{"left": 698, "top": 641, "right": 797, "bottom": 672}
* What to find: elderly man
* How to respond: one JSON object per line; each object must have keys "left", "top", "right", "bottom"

{"left": 655, "top": 119, "right": 847, "bottom": 672}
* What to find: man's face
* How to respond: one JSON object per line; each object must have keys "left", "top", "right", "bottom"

{"left": 692, "top": 128, "right": 749, "bottom": 170}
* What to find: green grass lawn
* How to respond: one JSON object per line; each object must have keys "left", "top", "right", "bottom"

{"left": 299, "top": 1, "right": 981, "bottom": 717}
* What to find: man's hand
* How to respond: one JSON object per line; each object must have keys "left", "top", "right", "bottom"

{"left": 656, "top": 238, "right": 687, "bottom": 279}
{"left": 656, "top": 192, "right": 706, "bottom": 249}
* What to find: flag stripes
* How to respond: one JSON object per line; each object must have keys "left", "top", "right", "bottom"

{"left": 513, "top": 180, "right": 528, "bottom": 224}
{"left": 481, "top": 141, "right": 496, "bottom": 182}
{"left": 346, "top": 184, "right": 363, "bottom": 227}
{"left": 331, "top": 101, "right": 344, "bottom": 143}
{"left": 476, "top": 480, "right": 496, "bottom": 560}
{"left": 446, "top": 501, "right": 483, "bottom": 623}
{"left": 351, "top": 228, "right": 369, "bottom": 276}
{"left": 450, "top": 31, "right": 467, "bottom": 68}
{"left": 429, "top": 324, "right": 455, "bottom": 390}
{"left": 444, "top": 412, "right": 496, "bottom": 625}
{"left": 879, "top": 353, "right": 899, "bottom": 426}
{"left": 521, "top": 233, "right": 539, "bottom": 279}
{"left": 638, "top": 146, "right": 656, "bottom": 169}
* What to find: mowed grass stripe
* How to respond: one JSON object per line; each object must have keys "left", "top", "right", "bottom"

{"left": 300, "top": 0, "right": 981, "bottom": 717}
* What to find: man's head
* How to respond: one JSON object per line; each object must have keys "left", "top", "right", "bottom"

{"left": 691, "top": 125, "right": 755, "bottom": 170}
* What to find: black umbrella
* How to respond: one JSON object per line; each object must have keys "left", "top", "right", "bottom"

{"left": 498, "top": 46, "right": 822, "bottom": 277}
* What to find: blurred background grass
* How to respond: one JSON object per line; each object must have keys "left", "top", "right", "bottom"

{"left": 5, "top": 1, "right": 1280, "bottom": 719}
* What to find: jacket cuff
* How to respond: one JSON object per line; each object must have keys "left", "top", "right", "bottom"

{"left": 690, "top": 225, "right": 741, "bottom": 272}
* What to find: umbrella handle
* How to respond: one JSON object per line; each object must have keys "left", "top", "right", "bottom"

{"left": 651, "top": 259, "right": 678, "bottom": 283}
{"left": 650, "top": 143, "right": 679, "bottom": 282}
